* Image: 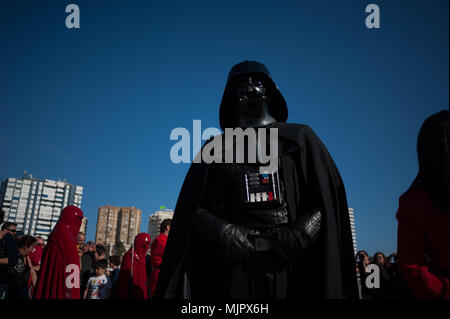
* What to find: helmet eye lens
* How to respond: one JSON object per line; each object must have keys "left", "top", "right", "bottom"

{"left": 234, "top": 77, "right": 268, "bottom": 102}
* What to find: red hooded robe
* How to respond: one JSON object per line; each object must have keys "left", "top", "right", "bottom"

{"left": 397, "top": 187, "right": 449, "bottom": 299}
{"left": 114, "top": 233, "right": 151, "bottom": 299}
{"left": 28, "top": 244, "right": 43, "bottom": 297}
{"left": 149, "top": 233, "right": 168, "bottom": 298}
{"left": 33, "top": 206, "right": 83, "bottom": 299}
{"left": 29, "top": 245, "right": 43, "bottom": 268}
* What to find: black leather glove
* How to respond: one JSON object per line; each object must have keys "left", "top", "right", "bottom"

{"left": 265, "top": 209, "right": 321, "bottom": 262}
{"left": 192, "top": 209, "right": 256, "bottom": 265}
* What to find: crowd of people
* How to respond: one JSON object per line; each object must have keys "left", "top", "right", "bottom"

{"left": 355, "top": 250, "right": 415, "bottom": 299}
{"left": 0, "top": 224, "right": 425, "bottom": 300}
{"left": 0, "top": 211, "right": 172, "bottom": 300}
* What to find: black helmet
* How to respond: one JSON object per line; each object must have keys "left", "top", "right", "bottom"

{"left": 219, "top": 60, "right": 288, "bottom": 130}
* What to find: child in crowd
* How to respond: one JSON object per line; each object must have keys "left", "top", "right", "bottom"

{"left": 83, "top": 259, "right": 112, "bottom": 299}
{"left": 108, "top": 255, "right": 121, "bottom": 287}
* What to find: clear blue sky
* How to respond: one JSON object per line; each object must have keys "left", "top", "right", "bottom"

{"left": 0, "top": 0, "right": 448, "bottom": 257}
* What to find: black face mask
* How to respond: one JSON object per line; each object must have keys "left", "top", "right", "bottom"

{"left": 230, "top": 76, "right": 276, "bottom": 128}
{"left": 234, "top": 76, "right": 269, "bottom": 103}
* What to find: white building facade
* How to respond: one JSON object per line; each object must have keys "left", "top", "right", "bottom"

{"left": 0, "top": 173, "right": 83, "bottom": 240}
{"left": 349, "top": 207, "right": 358, "bottom": 254}
{"left": 148, "top": 209, "right": 174, "bottom": 241}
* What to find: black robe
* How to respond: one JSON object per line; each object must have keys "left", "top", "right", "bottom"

{"left": 155, "top": 122, "right": 359, "bottom": 299}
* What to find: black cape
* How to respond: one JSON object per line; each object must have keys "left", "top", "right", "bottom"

{"left": 155, "top": 122, "right": 358, "bottom": 299}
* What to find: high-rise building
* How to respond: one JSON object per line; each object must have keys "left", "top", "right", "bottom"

{"left": 117, "top": 206, "right": 142, "bottom": 248}
{"left": 148, "top": 209, "right": 174, "bottom": 241}
{"left": 95, "top": 206, "right": 119, "bottom": 247}
{"left": 80, "top": 217, "right": 88, "bottom": 235}
{"left": 95, "top": 205, "right": 142, "bottom": 250}
{"left": 0, "top": 172, "right": 83, "bottom": 240}
{"left": 349, "top": 208, "right": 357, "bottom": 254}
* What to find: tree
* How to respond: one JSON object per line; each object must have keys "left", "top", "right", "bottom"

{"left": 114, "top": 241, "right": 126, "bottom": 258}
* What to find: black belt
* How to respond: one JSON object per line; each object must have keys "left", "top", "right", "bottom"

{"left": 253, "top": 238, "right": 274, "bottom": 252}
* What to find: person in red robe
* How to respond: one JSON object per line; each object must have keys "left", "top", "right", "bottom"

{"left": 114, "top": 233, "right": 151, "bottom": 299}
{"left": 27, "top": 236, "right": 44, "bottom": 298}
{"left": 149, "top": 219, "right": 171, "bottom": 298}
{"left": 29, "top": 236, "right": 44, "bottom": 271}
{"left": 33, "top": 205, "right": 84, "bottom": 299}
{"left": 396, "top": 110, "right": 449, "bottom": 299}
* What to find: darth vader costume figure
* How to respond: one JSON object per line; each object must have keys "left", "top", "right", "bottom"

{"left": 155, "top": 61, "right": 358, "bottom": 299}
